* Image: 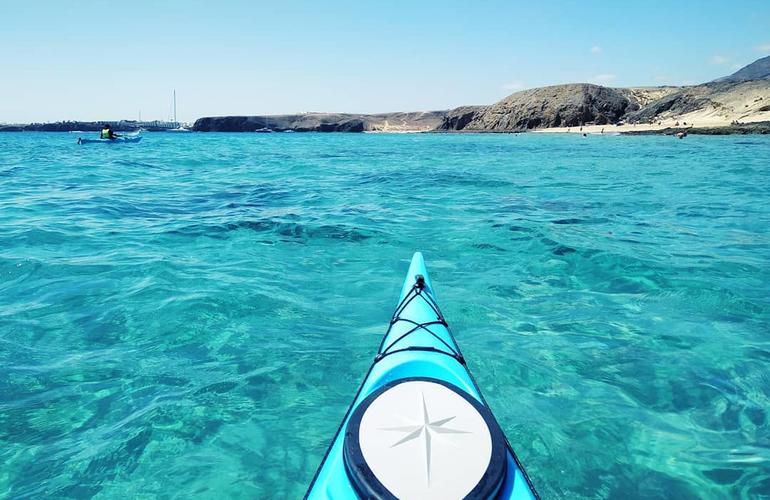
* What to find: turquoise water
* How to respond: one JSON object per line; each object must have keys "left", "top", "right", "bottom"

{"left": 1, "top": 132, "right": 768, "bottom": 499}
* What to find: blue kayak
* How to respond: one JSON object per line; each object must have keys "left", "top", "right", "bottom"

{"left": 306, "top": 252, "right": 538, "bottom": 499}
{"left": 77, "top": 136, "right": 142, "bottom": 144}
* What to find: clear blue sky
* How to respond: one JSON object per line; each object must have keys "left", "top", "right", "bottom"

{"left": 2, "top": 0, "right": 769, "bottom": 123}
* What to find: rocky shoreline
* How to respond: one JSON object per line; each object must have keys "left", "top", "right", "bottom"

{"left": 620, "top": 121, "right": 770, "bottom": 136}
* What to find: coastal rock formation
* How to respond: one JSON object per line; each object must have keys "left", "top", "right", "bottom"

{"left": 437, "top": 106, "right": 487, "bottom": 130}
{"left": 438, "top": 84, "right": 638, "bottom": 131}
{"left": 193, "top": 111, "right": 446, "bottom": 133}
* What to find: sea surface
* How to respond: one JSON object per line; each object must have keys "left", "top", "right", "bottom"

{"left": 1, "top": 131, "right": 768, "bottom": 499}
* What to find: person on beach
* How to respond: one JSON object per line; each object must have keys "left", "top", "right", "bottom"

{"left": 100, "top": 124, "right": 119, "bottom": 140}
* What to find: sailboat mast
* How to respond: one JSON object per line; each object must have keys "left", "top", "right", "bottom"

{"left": 173, "top": 90, "right": 177, "bottom": 125}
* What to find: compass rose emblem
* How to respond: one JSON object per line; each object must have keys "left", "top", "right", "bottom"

{"left": 380, "top": 393, "right": 470, "bottom": 484}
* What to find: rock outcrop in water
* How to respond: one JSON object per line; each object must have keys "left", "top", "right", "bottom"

{"left": 192, "top": 111, "right": 446, "bottom": 132}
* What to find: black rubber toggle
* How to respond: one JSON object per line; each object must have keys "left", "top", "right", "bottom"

{"left": 415, "top": 274, "right": 425, "bottom": 289}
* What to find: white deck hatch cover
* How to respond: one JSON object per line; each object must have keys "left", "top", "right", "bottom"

{"left": 343, "top": 378, "right": 507, "bottom": 499}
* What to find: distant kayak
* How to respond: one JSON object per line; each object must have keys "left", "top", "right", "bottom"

{"left": 77, "top": 136, "right": 142, "bottom": 144}
{"left": 306, "top": 252, "right": 538, "bottom": 499}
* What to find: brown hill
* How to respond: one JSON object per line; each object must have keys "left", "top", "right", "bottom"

{"left": 438, "top": 84, "right": 642, "bottom": 131}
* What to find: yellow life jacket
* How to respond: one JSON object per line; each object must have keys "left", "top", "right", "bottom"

{"left": 100, "top": 128, "right": 111, "bottom": 139}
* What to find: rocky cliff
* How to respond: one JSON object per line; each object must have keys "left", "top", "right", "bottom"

{"left": 193, "top": 111, "right": 446, "bottom": 132}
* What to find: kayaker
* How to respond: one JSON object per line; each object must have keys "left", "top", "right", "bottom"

{"left": 100, "top": 124, "right": 119, "bottom": 140}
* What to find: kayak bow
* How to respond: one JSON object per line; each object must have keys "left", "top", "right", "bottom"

{"left": 306, "top": 252, "right": 538, "bottom": 499}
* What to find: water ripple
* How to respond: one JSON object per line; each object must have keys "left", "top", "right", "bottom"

{"left": 0, "top": 132, "right": 768, "bottom": 498}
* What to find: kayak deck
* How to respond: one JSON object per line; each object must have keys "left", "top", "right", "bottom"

{"left": 306, "top": 253, "right": 538, "bottom": 499}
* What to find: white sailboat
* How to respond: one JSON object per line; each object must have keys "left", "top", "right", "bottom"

{"left": 168, "top": 90, "right": 192, "bottom": 132}
{"left": 254, "top": 113, "right": 273, "bottom": 133}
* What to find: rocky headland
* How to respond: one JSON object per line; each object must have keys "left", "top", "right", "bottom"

{"left": 192, "top": 111, "right": 446, "bottom": 133}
